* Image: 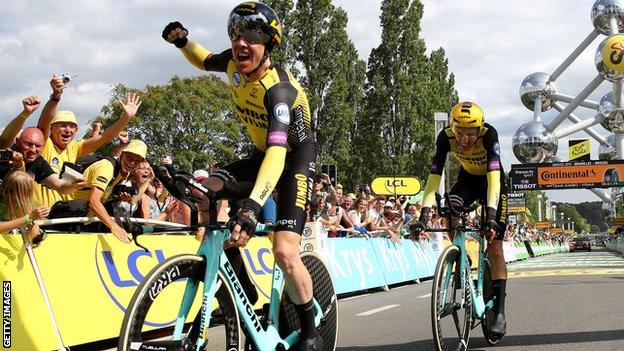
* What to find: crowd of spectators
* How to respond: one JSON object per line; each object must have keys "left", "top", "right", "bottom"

{"left": 0, "top": 75, "right": 580, "bottom": 248}
{"left": 0, "top": 76, "right": 154, "bottom": 243}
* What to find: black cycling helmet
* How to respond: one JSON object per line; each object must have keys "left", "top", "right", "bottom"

{"left": 227, "top": 1, "right": 282, "bottom": 53}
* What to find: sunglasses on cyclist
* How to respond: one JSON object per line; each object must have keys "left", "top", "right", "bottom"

{"left": 228, "top": 28, "right": 270, "bottom": 45}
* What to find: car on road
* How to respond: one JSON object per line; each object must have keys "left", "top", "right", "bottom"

{"left": 570, "top": 237, "right": 591, "bottom": 252}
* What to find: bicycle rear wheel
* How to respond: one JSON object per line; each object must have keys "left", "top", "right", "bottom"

{"left": 431, "top": 245, "right": 472, "bottom": 351}
{"left": 118, "top": 254, "right": 242, "bottom": 351}
{"left": 278, "top": 252, "right": 338, "bottom": 351}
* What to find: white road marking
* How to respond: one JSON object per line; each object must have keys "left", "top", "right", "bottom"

{"left": 342, "top": 293, "right": 371, "bottom": 301}
{"left": 357, "top": 304, "right": 400, "bottom": 316}
{"left": 417, "top": 293, "right": 432, "bottom": 299}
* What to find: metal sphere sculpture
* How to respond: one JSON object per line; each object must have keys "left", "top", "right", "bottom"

{"left": 519, "top": 72, "right": 559, "bottom": 111}
{"left": 596, "top": 35, "right": 624, "bottom": 82}
{"left": 599, "top": 134, "right": 617, "bottom": 160}
{"left": 512, "top": 121, "right": 558, "bottom": 164}
{"left": 598, "top": 91, "right": 624, "bottom": 132}
{"left": 591, "top": 0, "right": 624, "bottom": 35}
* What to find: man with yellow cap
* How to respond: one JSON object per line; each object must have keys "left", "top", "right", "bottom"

{"left": 71, "top": 139, "right": 148, "bottom": 243}
{"left": 35, "top": 75, "right": 142, "bottom": 208}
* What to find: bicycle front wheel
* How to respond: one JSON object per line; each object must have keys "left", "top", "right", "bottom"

{"left": 431, "top": 245, "right": 472, "bottom": 351}
{"left": 118, "top": 254, "right": 242, "bottom": 351}
{"left": 279, "top": 252, "right": 338, "bottom": 351}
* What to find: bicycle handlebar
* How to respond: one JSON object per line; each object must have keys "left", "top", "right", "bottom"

{"left": 435, "top": 193, "right": 478, "bottom": 218}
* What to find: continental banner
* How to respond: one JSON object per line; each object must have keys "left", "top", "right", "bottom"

{"left": 510, "top": 160, "right": 624, "bottom": 190}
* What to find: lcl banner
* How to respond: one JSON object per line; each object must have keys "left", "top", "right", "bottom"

{"left": 510, "top": 160, "right": 624, "bottom": 190}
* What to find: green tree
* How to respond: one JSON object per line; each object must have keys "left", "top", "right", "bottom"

{"left": 524, "top": 190, "right": 548, "bottom": 226}
{"left": 288, "top": 0, "right": 367, "bottom": 185}
{"left": 553, "top": 203, "right": 589, "bottom": 235}
{"left": 262, "top": 0, "right": 298, "bottom": 72}
{"left": 573, "top": 201, "right": 608, "bottom": 231}
{"left": 355, "top": 0, "right": 458, "bottom": 186}
{"left": 91, "top": 76, "right": 244, "bottom": 171}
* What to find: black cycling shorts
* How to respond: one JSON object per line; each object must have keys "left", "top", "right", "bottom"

{"left": 218, "top": 145, "right": 315, "bottom": 234}
{"left": 449, "top": 168, "right": 508, "bottom": 240}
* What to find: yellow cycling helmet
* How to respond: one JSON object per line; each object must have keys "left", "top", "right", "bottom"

{"left": 449, "top": 101, "right": 484, "bottom": 132}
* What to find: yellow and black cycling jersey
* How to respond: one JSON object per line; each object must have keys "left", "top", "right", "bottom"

{"left": 178, "top": 41, "right": 315, "bottom": 212}
{"left": 181, "top": 43, "right": 313, "bottom": 152}
{"left": 422, "top": 122, "right": 503, "bottom": 210}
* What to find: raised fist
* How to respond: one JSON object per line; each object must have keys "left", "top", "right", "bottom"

{"left": 22, "top": 96, "right": 41, "bottom": 114}
{"left": 162, "top": 21, "right": 188, "bottom": 48}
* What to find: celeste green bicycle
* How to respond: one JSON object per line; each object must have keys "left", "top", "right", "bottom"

{"left": 422, "top": 194, "right": 499, "bottom": 351}
{"left": 117, "top": 179, "right": 338, "bottom": 351}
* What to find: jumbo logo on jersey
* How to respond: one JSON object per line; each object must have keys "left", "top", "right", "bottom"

{"left": 235, "top": 104, "right": 269, "bottom": 128}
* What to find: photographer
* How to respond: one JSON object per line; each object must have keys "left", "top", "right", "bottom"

{"left": 7, "top": 128, "right": 85, "bottom": 197}
{"left": 0, "top": 149, "right": 25, "bottom": 177}
{"left": 0, "top": 171, "right": 49, "bottom": 244}
{"left": 51, "top": 140, "right": 148, "bottom": 243}
{"left": 356, "top": 183, "right": 374, "bottom": 204}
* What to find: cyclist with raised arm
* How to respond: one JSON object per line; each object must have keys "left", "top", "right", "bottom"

{"left": 415, "top": 101, "right": 509, "bottom": 340}
{"left": 162, "top": 2, "right": 321, "bottom": 350}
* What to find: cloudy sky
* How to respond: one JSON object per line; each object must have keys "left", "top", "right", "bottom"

{"left": 0, "top": 0, "right": 615, "bottom": 204}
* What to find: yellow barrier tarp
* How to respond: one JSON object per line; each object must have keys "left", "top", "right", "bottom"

{"left": 0, "top": 233, "right": 274, "bottom": 350}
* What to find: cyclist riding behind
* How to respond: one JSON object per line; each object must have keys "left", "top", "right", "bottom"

{"left": 163, "top": 2, "right": 321, "bottom": 350}
{"left": 415, "top": 101, "right": 508, "bottom": 340}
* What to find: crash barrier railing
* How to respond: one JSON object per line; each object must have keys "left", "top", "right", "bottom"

{"left": 606, "top": 236, "right": 624, "bottom": 253}
{"left": 1, "top": 218, "right": 568, "bottom": 350}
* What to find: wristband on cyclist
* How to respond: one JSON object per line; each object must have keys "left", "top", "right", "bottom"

{"left": 23, "top": 214, "right": 32, "bottom": 226}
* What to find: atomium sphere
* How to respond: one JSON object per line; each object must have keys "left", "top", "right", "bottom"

{"left": 591, "top": 0, "right": 624, "bottom": 35}
{"left": 595, "top": 35, "right": 624, "bottom": 82}
{"left": 512, "top": 121, "right": 558, "bottom": 164}
{"left": 599, "top": 134, "right": 617, "bottom": 160}
{"left": 598, "top": 91, "right": 624, "bottom": 132}
{"left": 519, "top": 72, "right": 558, "bottom": 111}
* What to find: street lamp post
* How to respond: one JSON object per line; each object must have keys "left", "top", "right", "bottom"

{"left": 551, "top": 205, "right": 557, "bottom": 226}
{"left": 434, "top": 112, "right": 449, "bottom": 195}
{"left": 537, "top": 193, "right": 543, "bottom": 221}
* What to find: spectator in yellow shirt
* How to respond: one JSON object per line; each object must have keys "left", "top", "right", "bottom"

{"left": 72, "top": 140, "right": 148, "bottom": 243}
{"left": 33, "top": 75, "right": 142, "bottom": 207}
